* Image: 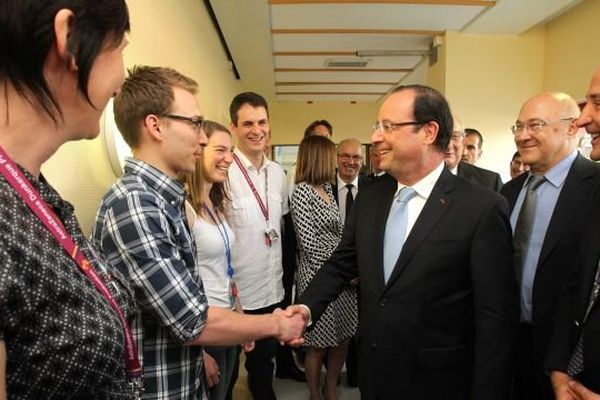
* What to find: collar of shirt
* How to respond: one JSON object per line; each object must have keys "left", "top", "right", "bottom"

{"left": 124, "top": 157, "right": 186, "bottom": 208}
{"left": 449, "top": 164, "right": 458, "bottom": 176}
{"left": 234, "top": 148, "right": 271, "bottom": 172}
{"left": 395, "top": 161, "right": 444, "bottom": 200}
{"left": 525, "top": 150, "right": 578, "bottom": 189}
{"left": 337, "top": 173, "right": 359, "bottom": 192}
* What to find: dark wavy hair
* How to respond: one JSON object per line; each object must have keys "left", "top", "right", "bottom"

{"left": 0, "top": 0, "right": 130, "bottom": 122}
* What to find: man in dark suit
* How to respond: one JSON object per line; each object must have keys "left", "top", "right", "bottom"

{"left": 458, "top": 161, "right": 503, "bottom": 192}
{"left": 365, "top": 143, "right": 387, "bottom": 185}
{"left": 546, "top": 67, "right": 600, "bottom": 400}
{"left": 445, "top": 117, "right": 503, "bottom": 192}
{"left": 332, "top": 138, "right": 367, "bottom": 222}
{"left": 288, "top": 84, "right": 519, "bottom": 400}
{"left": 501, "top": 92, "right": 600, "bottom": 399}
{"left": 331, "top": 137, "right": 365, "bottom": 387}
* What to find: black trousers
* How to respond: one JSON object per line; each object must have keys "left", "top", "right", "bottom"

{"left": 276, "top": 212, "right": 300, "bottom": 372}
{"left": 244, "top": 303, "right": 280, "bottom": 400}
{"left": 512, "top": 323, "right": 553, "bottom": 400}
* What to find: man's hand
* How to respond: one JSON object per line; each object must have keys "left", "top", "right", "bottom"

{"left": 273, "top": 307, "right": 306, "bottom": 346}
{"left": 569, "top": 380, "right": 600, "bottom": 400}
{"left": 552, "top": 370, "right": 577, "bottom": 400}
{"left": 203, "top": 351, "right": 220, "bottom": 388}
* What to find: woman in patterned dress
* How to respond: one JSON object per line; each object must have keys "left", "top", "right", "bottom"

{"left": 291, "top": 135, "right": 358, "bottom": 400}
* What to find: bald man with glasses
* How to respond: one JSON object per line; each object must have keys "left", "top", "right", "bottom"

{"left": 501, "top": 92, "right": 600, "bottom": 399}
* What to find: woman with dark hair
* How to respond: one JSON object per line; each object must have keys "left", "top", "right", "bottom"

{"left": 0, "top": 1, "right": 138, "bottom": 398}
{"left": 182, "top": 120, "right": 253, "bottom": 400}
{"left": 291, "top": 135, "right": 358, "bottom": 400}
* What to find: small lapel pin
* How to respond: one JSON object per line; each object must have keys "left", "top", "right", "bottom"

{"left": 440, "top": 197, "right": 447, "bottom": 205}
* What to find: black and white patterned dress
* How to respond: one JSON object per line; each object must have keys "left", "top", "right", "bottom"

{"left": 291, "top": 182, "right": 357, "bottom": 348}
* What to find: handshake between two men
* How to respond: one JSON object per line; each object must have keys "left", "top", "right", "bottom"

{"left": 272, "top": 305, "right": 310, "bottom": 346}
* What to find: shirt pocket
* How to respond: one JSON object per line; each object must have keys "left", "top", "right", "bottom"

{"left": 230, "top": 196, "right": 259, "bottom": 226}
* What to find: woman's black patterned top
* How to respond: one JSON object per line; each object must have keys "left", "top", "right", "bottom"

{"left": 0, "top": 166, "right": 136, "bottom": 399}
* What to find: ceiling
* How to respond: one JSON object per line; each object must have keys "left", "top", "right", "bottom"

{"left": 209, "top": 0, "right": 582, "bottom": 103}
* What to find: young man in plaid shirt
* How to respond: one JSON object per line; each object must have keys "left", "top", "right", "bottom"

{"left": 93, "top": 66, "right": 304, "bottom": 400}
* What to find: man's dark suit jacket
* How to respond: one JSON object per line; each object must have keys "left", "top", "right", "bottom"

{"left": 501, "top": 154, "right": 600, "bottom": 384}
{"left": 458, "top": 161, "right": 503, "bottom": 192}
{"left": 546, "top": 185, "right": 600, "bottom": 393}
{"left": 299, "top": 168, "right": 519, "bottom": 400}
{"left": 332, "top": 173, "right": 367, "bottom": 204}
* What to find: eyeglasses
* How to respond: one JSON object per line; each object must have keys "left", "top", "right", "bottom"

{"left": 163, "top": 114, "right": 204, "bottom": 134}
{"left": 510, "top": 159, "right": 526, "bottom": 167}
{"left": 372, "top": 120, "right": 423, "bottom": 134}
{"left": 510, "top": 118, "right": 574, "bottom": 135}
{"left": 450, "top": 130, "right": 465, "bottom": 142}
{"left": 337, "top": 153, "right": 363, "bottom": 162}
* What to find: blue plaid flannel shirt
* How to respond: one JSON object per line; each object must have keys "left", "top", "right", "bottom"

{"left": 92, "top": 158, "right": 208, "bottom": 400}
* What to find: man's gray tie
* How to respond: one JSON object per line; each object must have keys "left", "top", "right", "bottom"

{"left": 567, "top": 265, "right": 600, "bottom": 376}
{"left": 383, "top": 187, "right": 417, "bottom": 283}
{"left": 513, "top": 174, "right": 546, "bottom": 280}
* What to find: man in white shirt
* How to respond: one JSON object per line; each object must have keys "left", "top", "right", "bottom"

{"left": 226, "top": 92, "right": 301, "bottom": 400}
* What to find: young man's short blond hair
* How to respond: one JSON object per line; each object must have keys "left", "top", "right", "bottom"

{"left": 114, "top": 65, "right": 198, "bottom": 148}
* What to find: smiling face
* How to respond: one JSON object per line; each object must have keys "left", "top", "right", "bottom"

{"left": 371, "top": 90, "right": 426, "bottom": 181}
{"left": 336, "top": 139, "right": 363, "bottom": 182}
{"left": 444, "top": 118, "right": 464, "bottom": 170}
{"left": 577, "top": 68, "right": 600, "bottom": 161}
{"left": 202, "top": 129, "right": 234, "bottom": 184}
{"left": 514, "top": 93, "right": 579, "bottom": 174}
{"left": 230, "top": 104, "right": 269, "bottom": 158}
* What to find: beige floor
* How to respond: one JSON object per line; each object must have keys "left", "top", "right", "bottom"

{"left": 232, "top": 353, "right": 361, "bottom": 400}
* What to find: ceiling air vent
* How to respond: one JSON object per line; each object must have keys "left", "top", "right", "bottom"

{"left": 325, "top": 60, "right": 368, "bottom": 68}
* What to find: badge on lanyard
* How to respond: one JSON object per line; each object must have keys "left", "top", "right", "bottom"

{"left": 264, "top": 228, "right": 278, "bottom": 246}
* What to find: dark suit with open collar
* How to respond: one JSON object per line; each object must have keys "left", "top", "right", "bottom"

{"left": 299, "top": 168, "right": 519, "bottom": 400}
{"left": 458, "top": 161, "right": 503, "bottom": 192}
{"left": 501, "top": 153, "right": 600, "bottom": 397}
{"left": 545, "top": 185, "right": 600, "bottom": 393}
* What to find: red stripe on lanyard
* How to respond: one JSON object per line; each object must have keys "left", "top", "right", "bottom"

{"left": 232, "top": 153, "right": 269, "bottom": 222}
{"left": 0, "top": 145, "right": 142, "bottom": 381}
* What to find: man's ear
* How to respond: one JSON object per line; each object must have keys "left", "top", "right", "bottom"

{"left": 143, "top": 115, "right": 165, "bottom": 142}
{"left": 422, "top": 121, "right": 440, "bottom": 146}
{"left": 53, "top": 9, "right": 78, "bottom": 71}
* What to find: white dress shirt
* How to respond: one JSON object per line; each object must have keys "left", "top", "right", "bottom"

{"left": 394, "top": 162, "right": 445, "bottom": 241}
{"left": 227, "top": 149, "right": 289, "bottom": 310}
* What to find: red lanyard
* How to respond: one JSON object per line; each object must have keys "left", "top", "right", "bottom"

{"left": 0, "top": 145, "right": 143, "bottom": 395}
{"left": 233, "top": 153, "right": 269, "bottom": 222}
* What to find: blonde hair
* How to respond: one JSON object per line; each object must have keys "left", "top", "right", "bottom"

{"left": 295, "top": 135, "right": 336, "bottom": 185}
